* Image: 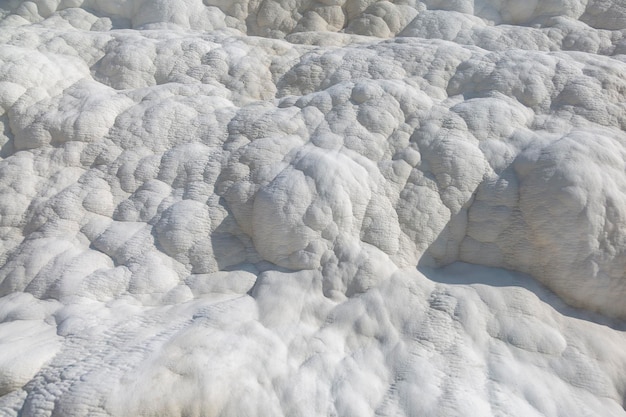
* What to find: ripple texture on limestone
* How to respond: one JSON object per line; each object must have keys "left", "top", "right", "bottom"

{"left": 0, "top": 1, "right": 626, "bottom": 416}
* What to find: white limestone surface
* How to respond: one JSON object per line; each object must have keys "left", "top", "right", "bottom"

{"left": 0, "top": 0, "right": 625, "bottom": 416}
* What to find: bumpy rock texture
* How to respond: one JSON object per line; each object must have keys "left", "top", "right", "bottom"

{"left": 0, "top": 0, "right": 626, "bottom": 416}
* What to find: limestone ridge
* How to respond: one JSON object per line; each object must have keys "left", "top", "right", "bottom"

{"left": 0, "top": 1, "right": 625, "bottom": 416}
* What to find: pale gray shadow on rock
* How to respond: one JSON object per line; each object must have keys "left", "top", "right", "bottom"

{"left": 416, "top": 163, "right": 626, "bottom": 331}
{"left": 0, "top": 113, "right": 14, "bottom": 157}
{"left": 420, "top": 261, "right": 626, "bottom": 331}
{"left": 209, "top": 215, "right": 251, "bottom": 272}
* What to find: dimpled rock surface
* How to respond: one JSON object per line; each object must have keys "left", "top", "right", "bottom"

{"left": 0, "top": 0, "right": 626, "bottom": 416}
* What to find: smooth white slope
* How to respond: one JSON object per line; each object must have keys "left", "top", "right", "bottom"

{"left": 0, "top": 1, "right": 625, "bottom": 416}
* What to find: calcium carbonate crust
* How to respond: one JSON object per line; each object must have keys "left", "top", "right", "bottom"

{"left": 0, "top": 1, "right": 625, "bottom": 416}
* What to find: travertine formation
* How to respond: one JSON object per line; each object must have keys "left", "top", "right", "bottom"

{"left": 0, "top": 1, "right": 625, "bottom": 416}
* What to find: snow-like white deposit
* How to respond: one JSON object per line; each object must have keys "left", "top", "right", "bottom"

{"left": 0, "top": 0, "right": 626, "bottom": 416}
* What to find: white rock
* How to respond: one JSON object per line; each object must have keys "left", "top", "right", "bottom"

{"left": 0, "top": 1, "right": 625, "bottom": 416}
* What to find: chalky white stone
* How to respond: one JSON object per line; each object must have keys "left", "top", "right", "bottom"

{"left": 0, "top": 1, "right": 625, "bottom": 416}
